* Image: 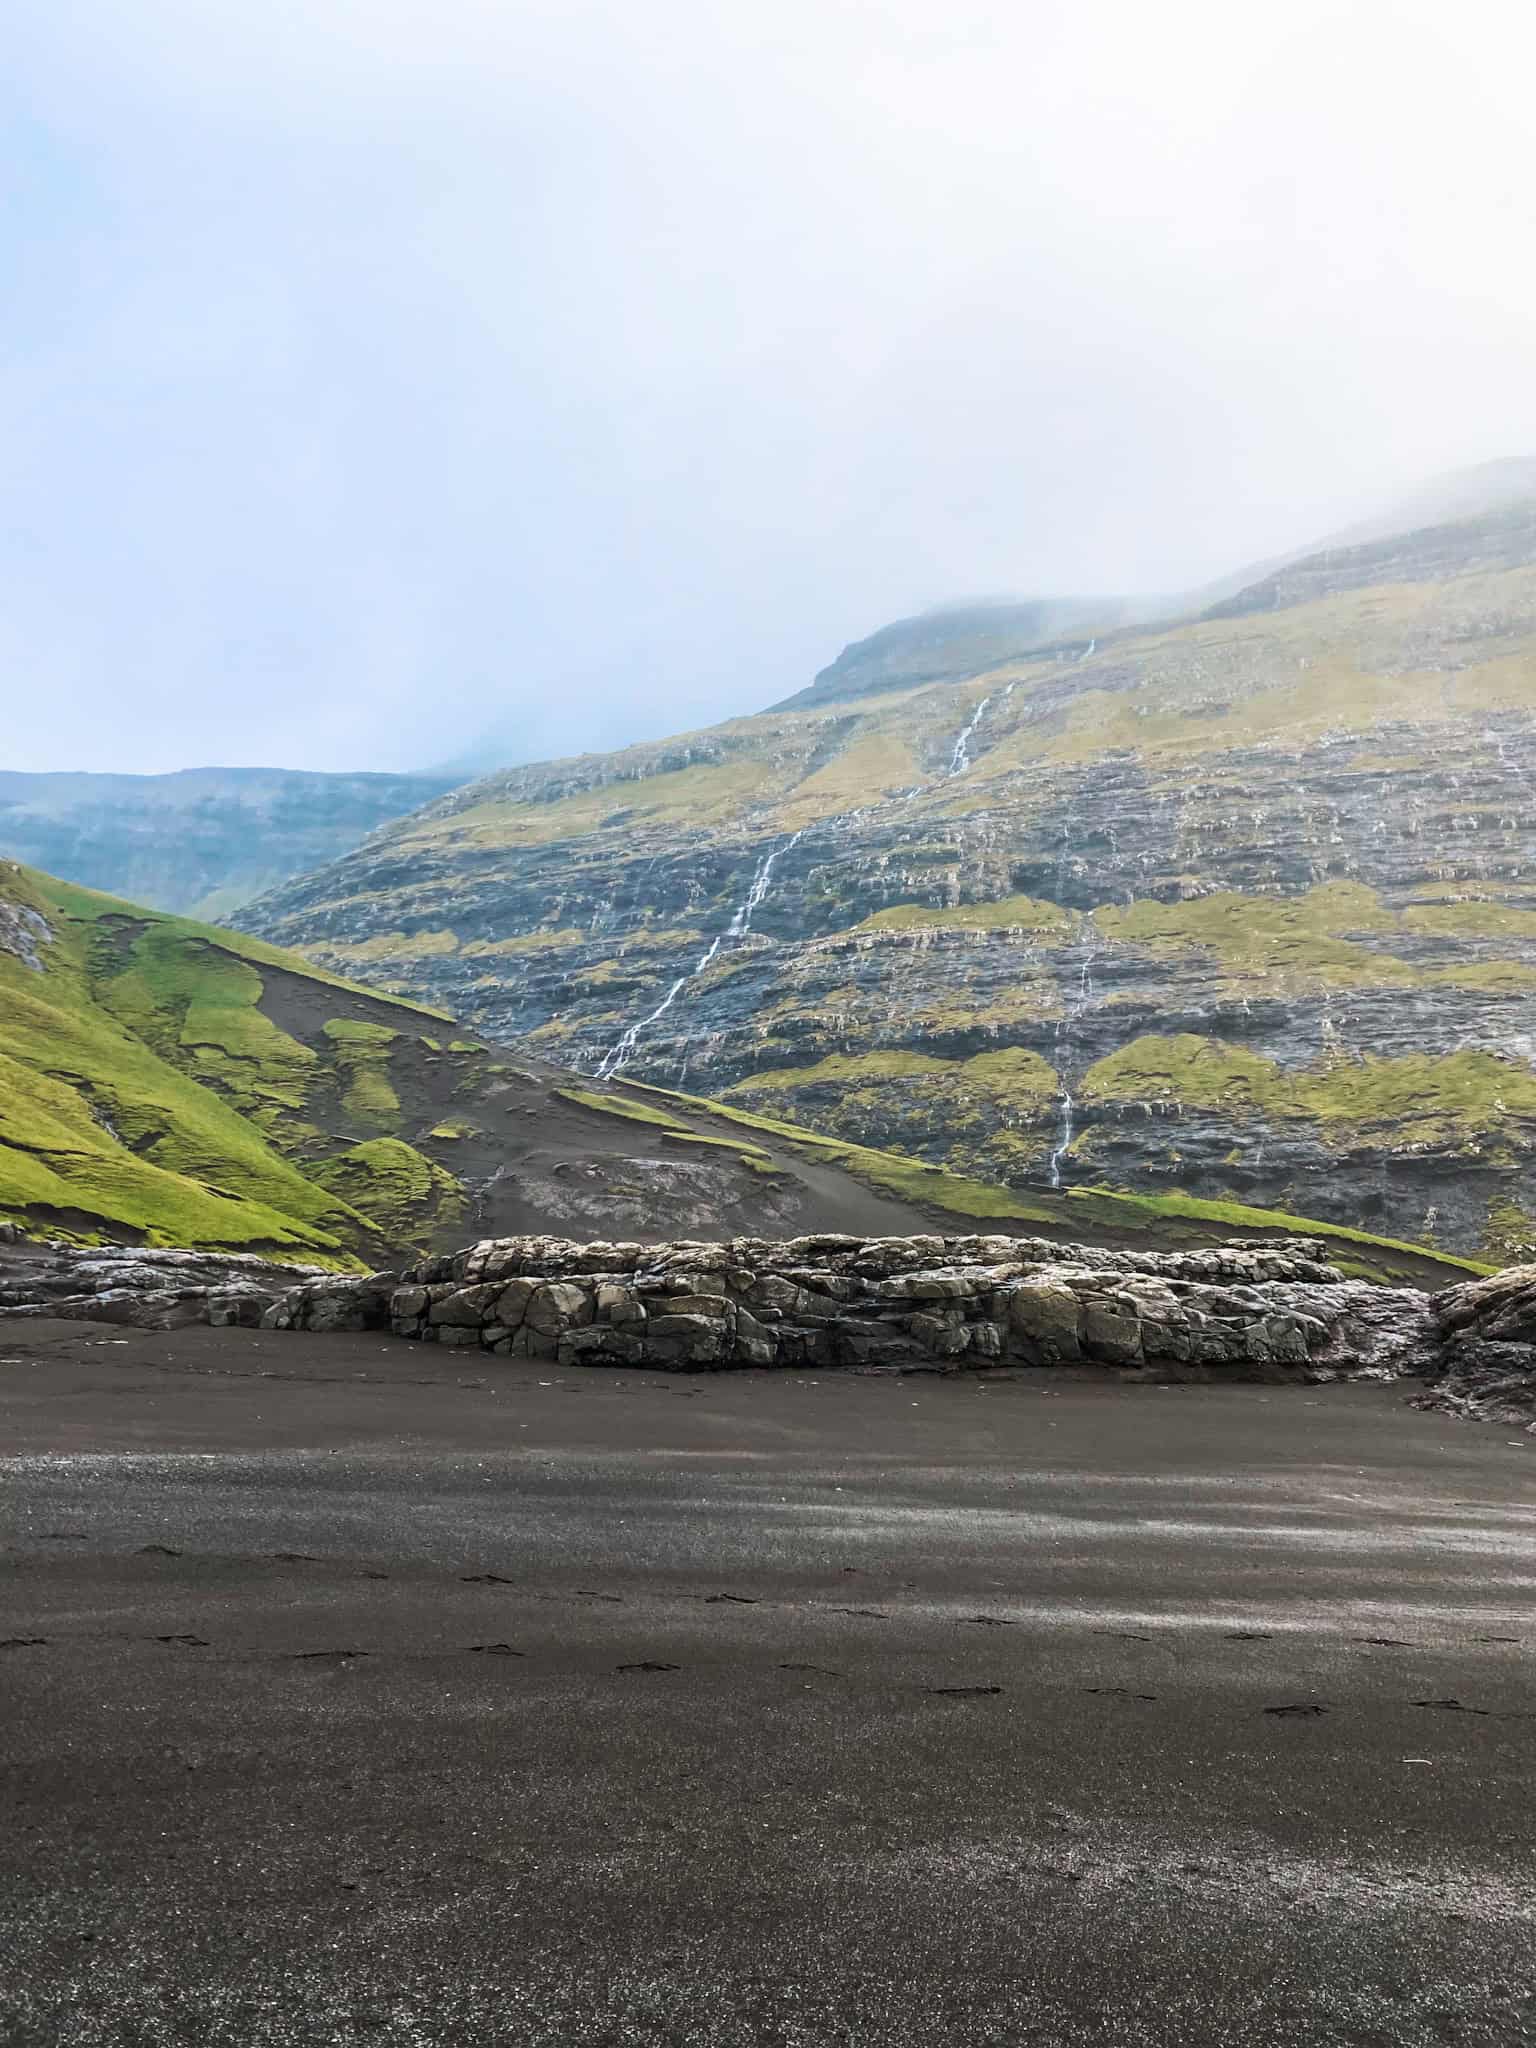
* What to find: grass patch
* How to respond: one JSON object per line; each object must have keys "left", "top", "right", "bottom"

{"left": 782, "top": 733, "right": 921, "bottom": 813}
{"left": 660, "top": 1130, "right": 780, "bottom": 1168}
{"left": 322, "top": 1019, "right": 402, "bottom": 1127}
{"left": 857, "top": 894, "right": 1076, "bottom": 936}
{"left": 405, "top": 758, "right": 789, "bottom": 851}
{"left": 461, "top": 928, "right": 590, "bottom": 957}
{"left": 554, "top": 1087, "right": 693, "bottom": 1133}
{"left": 308, "top": 1138, "right": 465, "bottom": 1248}
{"left": 319, "top": 929, "right": 462, "bottom": 963}
{"left": 1402, "top": 900, "right": 1536, "bottom": 941}
{"left": 1092, "top": 883, "right": 1416, "bottom": 988}
{"left": 39, "top": 871, "right": 450, "bottom": 1020}
{"left": 1081, "top": 1034, "right": 1536, "bottom": 1146}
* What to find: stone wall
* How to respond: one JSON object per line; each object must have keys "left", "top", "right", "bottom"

{"left": 0, "top": 1229, "right": 1445, "bottom": 1386}
{"left": 385, "top": 1231, "right": 1432, "bottom": 1377}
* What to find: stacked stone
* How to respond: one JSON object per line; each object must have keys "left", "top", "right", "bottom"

{"left": 385, "top": 1231, "right": 1378, "bottom": 1374}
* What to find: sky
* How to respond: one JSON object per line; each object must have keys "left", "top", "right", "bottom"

{"left": 4, "top": 0, "right": 1536, "bottom": 776}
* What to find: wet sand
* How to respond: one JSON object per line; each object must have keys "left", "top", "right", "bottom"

{"left": 3, "top": 1318, "right": 1534, "bottom": 2045}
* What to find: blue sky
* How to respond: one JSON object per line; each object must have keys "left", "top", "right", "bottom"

{"left": 5, "top": 1, "right": 1535, "bottom": 774}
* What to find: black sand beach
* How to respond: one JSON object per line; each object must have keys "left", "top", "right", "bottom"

{"left": 3, "top": 1319, "right": 1534, "bottom": 2045}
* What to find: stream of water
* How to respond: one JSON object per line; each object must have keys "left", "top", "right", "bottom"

{"left": 595, "top": 831, "right": 804, "bottom": 1080}
{"left": 1047, "top": 946, "right": 1097, "bottom": 1188}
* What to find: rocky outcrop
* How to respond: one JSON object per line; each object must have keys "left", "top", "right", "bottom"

{"left": 1407, "top": 1265, "right": 1536, "bottom": 1431}
{"left": 258, "top": 1272, "right": 399, "bottom": 1333}
{"left": 0, "top": 1241, "right": 401, "bottom": 1333}
{"left": 387, "top": 1231, "right": 1433, "bottom": 1377}
{"left": 0, "top": 1244, "right": 327, "bottom": 1330}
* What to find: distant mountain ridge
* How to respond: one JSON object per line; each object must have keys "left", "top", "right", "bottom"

{"left": 780, "top": 457, "right": 1536, "bottom": 713}
{"left": 0, "top": 766, "right": 461, "bottom": 920}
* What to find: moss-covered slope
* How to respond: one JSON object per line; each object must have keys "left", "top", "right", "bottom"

{"left": 0, "top": 865, "right": 463, "bottom": 1261}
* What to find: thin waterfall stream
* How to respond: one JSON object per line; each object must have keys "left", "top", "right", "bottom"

{"left": 1047, "top": 943, "right": 1096, "bottom": 1188}
{"left": 595, "top": 831, "right": 804, "bottom": 1080}
{"left": 948, "top": 694, "right": 993, "bottom": 775}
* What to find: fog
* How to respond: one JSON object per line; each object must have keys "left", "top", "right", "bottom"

{"left": 5, "top": 1, "right": 1534, "bottom": 775}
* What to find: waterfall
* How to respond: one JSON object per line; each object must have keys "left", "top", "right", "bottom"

{"left": 595, "top": 832, "right": 803, "bottom": 1080}
{"left": 1047, "top": 1086, "right": 1075, "bottom": 1189}
{"left": 1047, "top": 947, "right": 1096, "bottom": 1189}
{"left": 949, "top": 695, "right": 993, "bottom": 776}
{"left": 726, "top": 831, "right": 803, "bottom": 936}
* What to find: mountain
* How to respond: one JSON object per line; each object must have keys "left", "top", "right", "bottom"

{"left": 0, "top": 859, "right": 1473, "bottom": 1285}
{"left": 774, "top": 596, "right": 1149, "bottom": 710}
{"left": 0, "top": 766, "right": 461, "bottom": 919}
{"left": 239, "top": 471, "right": 1536, "bottom": 1262}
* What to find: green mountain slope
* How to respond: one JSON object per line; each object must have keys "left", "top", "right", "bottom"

{"left": 241, "top": 480, "right": 1536, "bottom": 1260}
{"left": 0, "top": 864, "right": 456, "bottom": 1262}
{"left": 0, "top": 861, "right": 1476, "bottom": 1285}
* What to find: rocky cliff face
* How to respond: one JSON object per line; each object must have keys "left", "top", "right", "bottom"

{"left": 242, "top": 493, "right": 1536, "bottom": 1260}
{"left": 0, "top": 766, "right": 459, "bottom": 919}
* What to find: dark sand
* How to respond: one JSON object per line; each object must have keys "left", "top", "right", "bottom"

{"left": 3, "top": 1319, "right": 1534, "bottom": 2046}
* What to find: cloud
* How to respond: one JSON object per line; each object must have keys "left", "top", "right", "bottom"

{"left": 4, "top": 1, "right": 1534, "bottom": 771}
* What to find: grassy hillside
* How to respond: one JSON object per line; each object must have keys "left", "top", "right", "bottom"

{"left": 0, "top": 864, "right": 456, "bottom": 1264}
